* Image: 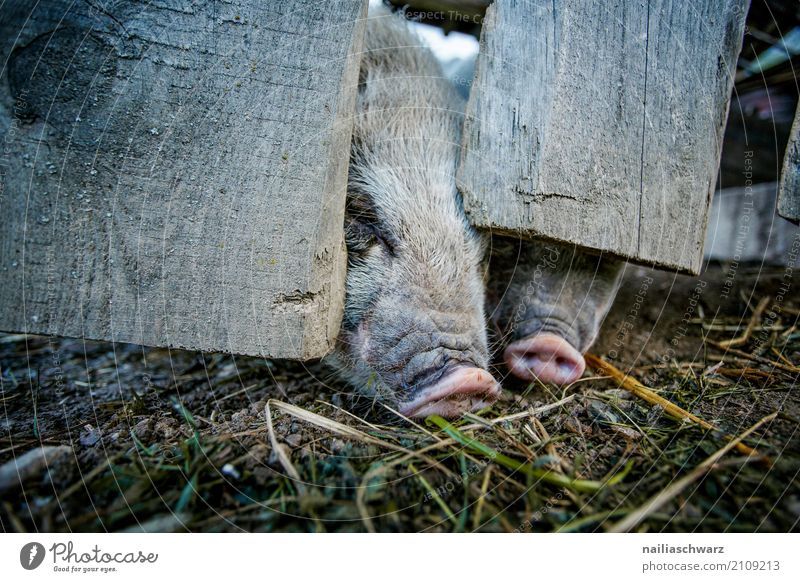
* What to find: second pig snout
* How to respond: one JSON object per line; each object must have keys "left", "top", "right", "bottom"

{"left": 504, "top": 332, "right": 586, "bottom": 385}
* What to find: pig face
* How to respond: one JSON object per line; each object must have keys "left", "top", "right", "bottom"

{"left": 488, "top": 237, "right": 624, "bottom": 385}
{"left": 329, "top": 164, "right": 499, "bottom": 418}
{"left": 324, "top": 12, "right": 500, "bottom": 418}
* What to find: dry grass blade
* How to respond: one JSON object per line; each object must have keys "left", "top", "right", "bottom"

{"left": 315, "top": 399, "right": 390, "bottom": 434}
{"left": 267, "top": 400, "right": 417, "bottom": 456}
{"left": 472, "top": 466, "right": 493, "bottom": 531}
{"left": 458, "top": 394, "right": 577, "bottom": 431}
{"left": 381, "top": 403, "right": 442, "bottom": 440}
{"left": 585, "top": 354, "right": 766, "bottom": 461}
{"left": 409, "top": 462, "right": 458, "bottom": 526}
{"left": 2, "top": 257, "right": 796, "bottom": 534}
{"left": 355, "top": 437, "right": 469, "bottom": 533}
{"left": 609, "top": 412, "right": 779, "bottom": 532}
{"left": 714, "top": 367, "right": 778, "bottom": 382}
{"left": 705, "top": 342, "right": 800, "bottom": 375}
{"left": 264, "top": 401, "right": 304, "bottom": 493}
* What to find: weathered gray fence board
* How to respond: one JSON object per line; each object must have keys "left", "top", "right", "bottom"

{"left": 0, "top": 0, "right": 366, "bottom": 359}
{"left": 457, "top": 0, "right": 748, "bottom": 274}
{"left": 705, "top": 182, "right": 799, "bottom": 265}
{"left": 779, "top": 105, "right": 800, "bottom": 223}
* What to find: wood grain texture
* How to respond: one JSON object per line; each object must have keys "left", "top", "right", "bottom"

{"left": 0, "top": 0, "right": 367, "bottom": 359}
{"left": 778, "top": 105, "right": 800, "bottom": 223}
{"left": 457, "top": 0, "right": 748, "bottom": 274}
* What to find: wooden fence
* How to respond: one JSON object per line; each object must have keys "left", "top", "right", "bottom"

{"left": 0, "top": 0, "right": 794, "bottom": 359}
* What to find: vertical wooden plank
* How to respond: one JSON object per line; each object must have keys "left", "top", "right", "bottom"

{"left": 0, "top": 0, "right": 366, "bottom": 358}
{"left": 457, "top": 0, "right": 748, "bottom": 274}
{"left": 778, "top": 105, "right": 800, "bottom": 223}
{"left": 638, "top": 0, "right": 751, "bottom": 270}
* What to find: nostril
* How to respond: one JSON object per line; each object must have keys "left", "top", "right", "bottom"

{"left": 504, "top": 332, "right": 586, "bottom": 385}
{"left": 555, "top": 355, "right": 578, "bottom": 370}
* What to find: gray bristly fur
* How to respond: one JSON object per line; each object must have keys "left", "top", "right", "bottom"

{"left": 324, "top": 8, "right": 490, "bottom": 409}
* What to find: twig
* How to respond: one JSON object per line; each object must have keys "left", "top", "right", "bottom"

{"left": 771, "top": 347, "right": 797, "bottom": 368}
{"left": 0, "top": 445, "right": 73, "bottom": 494}
{"left": 716, "top": 297, "right": 769, "bottom": 348}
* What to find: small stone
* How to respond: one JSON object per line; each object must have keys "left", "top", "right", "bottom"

{"left": 221, "top": 463, "right": 241, "bottom": 480}
{"left": 79, "top": 425, "right": 100, "bottom": 446}
{"left": 133, "top": 418, "right": 152, "bottom": 440}
{"left": 588, "top": 400, "right": 621, "bottom": 425}
{"left": 0, "top": 446, "right": 73, "bottom": 494}
{"left": 284, "top": 434, "right": 302, "bottom": 448}
{"left": 611, "top": 425, "right": 643, "bottom": 440}
{"left": 330, "top": 439, "right": 346, "bottom": 454}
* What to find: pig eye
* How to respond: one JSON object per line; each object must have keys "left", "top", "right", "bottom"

{"left": 345, "top": 215, "right": 396, "bottom": 255}
{"left": 345, "top": 194, "right": 396, "bottom": 255}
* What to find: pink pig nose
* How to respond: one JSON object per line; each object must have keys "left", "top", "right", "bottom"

{"left": 504, "top": 332, "right": 585, "bottom": 385}
{"left": 398, "top": 367, "right": 501, "bottom": 418}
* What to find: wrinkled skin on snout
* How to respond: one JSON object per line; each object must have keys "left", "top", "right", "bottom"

{"left": 488, "top": 236, "right": 624, "bottom": 385}
{"left": 324, "top": 12, "right": 500, "bottom": 418}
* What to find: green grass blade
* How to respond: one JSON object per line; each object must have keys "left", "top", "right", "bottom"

{"left": 428, "top": 415, "right": 622, "bottom": 493}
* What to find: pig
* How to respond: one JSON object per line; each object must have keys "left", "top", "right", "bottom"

{"left": 487, "top": 236, "right": 624, "bottom": 385}
{"left": 324, "top": 9, "right": 500, "bottom": 418}
{"left": 436, "top": 34, "right": 625, "bottom": 386}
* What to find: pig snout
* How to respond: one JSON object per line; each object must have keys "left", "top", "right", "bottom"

{"left": 398, "top": 366, "right": 500, "bottom": 418}
{"left": 503, "top": 333, "right": 586, "bottom": 385}
{"left": 336, "top": 291, "right": 500, "bottom": 418}
{"left": 489, "top": 237, "right": 623, "bottom": 385}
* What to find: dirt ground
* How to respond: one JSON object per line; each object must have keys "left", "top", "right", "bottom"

{"left": 1, "top": 262, "right": 798, "bottom": 532}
